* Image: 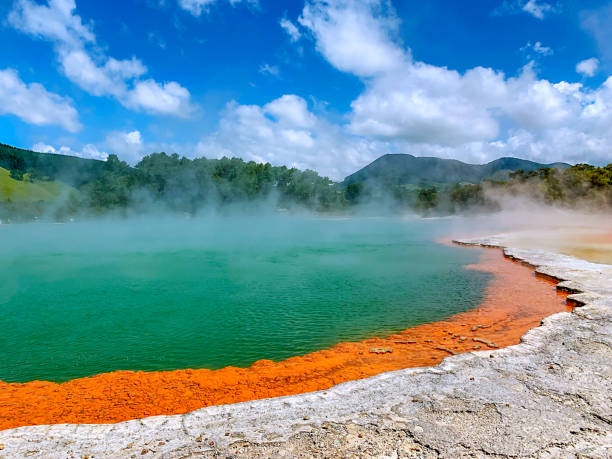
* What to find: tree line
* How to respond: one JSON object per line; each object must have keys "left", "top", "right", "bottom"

{"left": 1, "top": 145, "right": 611, "bottom": 221}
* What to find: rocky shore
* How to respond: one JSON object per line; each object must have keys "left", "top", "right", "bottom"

{"left": 1, "top": 235, "right": 610, "bottom": 458}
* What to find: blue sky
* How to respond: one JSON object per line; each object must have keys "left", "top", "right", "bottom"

{"left": 1, "top": 0, "right": 611, "bottom": 179}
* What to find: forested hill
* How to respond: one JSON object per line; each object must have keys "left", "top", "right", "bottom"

{"left": 0, "top": 143, "right": 105, "bottom": 186}
{"left": 343, "top": 154, "right": 570, "bottom": 186}
{"left": 0, "top": 142, "right": 609, "bottom": 221}
{"left": 0, "top": 144, "right": 346, "bottom": 219}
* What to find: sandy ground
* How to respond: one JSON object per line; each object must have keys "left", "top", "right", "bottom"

{"left": 449, "top": 210, "right": 612, "bottom": 265}
{"left": 496, "top": 228, "right": 612, "bottom": 264}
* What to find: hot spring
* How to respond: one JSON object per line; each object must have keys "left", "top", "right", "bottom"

{"left": 0, "top": 215, "right": 490, "bottom": 383}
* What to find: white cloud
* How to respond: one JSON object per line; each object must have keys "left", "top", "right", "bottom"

{"left": 576, "top": 57, "right": 600, "bottom": 77}
{"left": 521, "top": 41, "right": 553, "bottom": 56}
{"left": 124, "top": 130, "right": 143, "bottom": 145}
{"left": 32, "top": 142, "right": 108, "bottom": 160}
{"left": 196, "top": 95, "right": 388, "bottom": 180}
{"left": 9, "top": 0, "right": 194, "bottom": 117}
{"left": 493, "top": 1, "right": 557, "bottom": 20}
{"left": 177, "top": 0, "right": 257, "bottom": 16}
{"left": 104, "top": 130, "right": 146, "bottom": 163}
{"left": 522, "top": 0, "right": 554, "bottom": 19}
{"left": 32, "top": 130, "right": 190, "bottom": 165}
{"left": 178, "top": 0, "right": 215, "bottom": 16}
{"left": 58, "top": 48, "right": 147, "bottom": 97}
{"left": 0, "top": 68, "right": 81, "bottom": 132}
{"left": 188, "top": 0, "right": 612, "bottom": 179}
{"left": 348, "top": 63, "right": 506, "bottom": 145}
{"left": 258, "top": 63, "right": 280, "bottom": 77}
{"left": 532, "top": 41, "right": 553, "bottom": 56}
{"left": 520, "top": 42, "right": 553, "bottom": 60}
{"left": 126, "top": 80, "right": 193, "bottom": 116}
{"left": 8, "top": 0, "right": 94, "bottom": 47}
{"left": 34, "top": 129, "right": 188, "bottom": 165}
{"left": 295, "top": 0, "right": 612, "bottom": 169}
{"left": 31, "top": 143, "right": 57, "bottom": 154}
{"left": 298, "top": 0, "right": 406, "bottom": 77}
{"left": 279, "top": 18, "right": 301, "bottom": 42}
{"left": 264, "top": 94, "right": 317, "bottom": 128}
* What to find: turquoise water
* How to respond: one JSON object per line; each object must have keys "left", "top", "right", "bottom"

{"left": 0, "top": 216, "right": 489, "bottom": 383}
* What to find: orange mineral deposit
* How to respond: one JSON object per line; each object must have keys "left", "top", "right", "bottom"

{"left": 0, "top": 247, "right": 570, "bottom": 431}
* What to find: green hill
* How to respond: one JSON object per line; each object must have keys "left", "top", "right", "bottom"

{"left": 0, "top": 143, "right": 105, "bottom": 186}
{"left": 343, "top": 154, "right": 570, "bottom": 186}
{"left": 0, "top": 167, "right": 77, "bottom": 203}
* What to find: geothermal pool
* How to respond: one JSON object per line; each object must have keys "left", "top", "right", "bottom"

{"left": 0, "top": 216, "right": 489, "bottom": 383}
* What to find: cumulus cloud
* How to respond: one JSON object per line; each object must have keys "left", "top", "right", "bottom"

{"left": 348, "top": 61, "right": 511, "bottom": 146}
{"left": 196, "top": 95, "right": 388, "bottom": 180}
{"left": 186, "top": 0, "right": 612, "bottom": 180}
{"left": 8, "top": 0, "right": 94, "bottom": 47}
{"left": 58, "top": 48, "right": 147, "bottom": 97}
{"left": 298, "top": 0, "right": 406, "bottom": 77}
{"left": 0, "top": 68, "right": 81, "bottom": 132}
{"left": 295, "top": 0, "right": 612, "bottom": 169}
{"left": 103, "top": 130, "right": 192, "bottom": 164}
{"left": 104, "top": 130, "right": 146, "bottom": 163}
{"left": 126, "top": 80, "right": 193, "bottom": 117}
{"left": 279, "top": 17, "right": 301, "bottom": 42}
{"left": 576, "top": 58, "right": 600, "bottom": 77}
{"left": 264, "top": 95, "right": 316, "bottom": 128}
{"left": 32, "top": 142, "right": 107, "bottom": 160}
{"left": 9, "top": 0, "right": 194, "bottom": 117}
{"left": 178, "top": 0, "right": 257, "bottom": 16}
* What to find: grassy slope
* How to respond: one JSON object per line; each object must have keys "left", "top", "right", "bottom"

{"left": 0, "top": 142, "right": 105, "bottom": 187}
{"left": 0, "top": 167, "right": 76, "bottom": 203}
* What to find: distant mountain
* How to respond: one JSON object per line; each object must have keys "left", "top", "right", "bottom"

{"left": 343, "top": 154, "right": 571, "bottom": 186}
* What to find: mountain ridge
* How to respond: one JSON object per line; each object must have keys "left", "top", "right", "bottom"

{"left": 343, "top": 153, "right": 571, "bottom": 186}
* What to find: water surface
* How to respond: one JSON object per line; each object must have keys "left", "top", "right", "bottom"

{"left": 0, "top": 215, "right": 489, "bottom": 382}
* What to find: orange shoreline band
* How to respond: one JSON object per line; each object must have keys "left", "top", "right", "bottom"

{"left": 0, "top": 246, "right": 570, "bottom": 431}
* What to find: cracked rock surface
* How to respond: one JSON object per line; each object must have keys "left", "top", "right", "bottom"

{"left": 1, "top": 236, "right": 611, "bottom": 458}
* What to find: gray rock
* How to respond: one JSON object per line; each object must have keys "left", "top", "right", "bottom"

{"left": 1, "top": 235, "right": 611, "bottom": 458}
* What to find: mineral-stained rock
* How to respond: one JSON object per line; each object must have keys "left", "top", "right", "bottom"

{"left": 1, "top": 236, "right": 611, "bottom": 458}
{"left": 435, "top": 347, "right": 458, "bottom": 355}
{"left": 472, "top": 337, "right": 499, "bottom": 348}
{"left": 369, "top": 347, "right": 393, "bottom": 354}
